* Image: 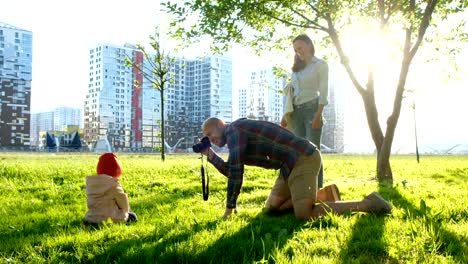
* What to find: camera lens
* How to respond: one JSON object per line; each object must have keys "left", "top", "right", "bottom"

{"left": 192, "top": 137, "right": 210, "bottom": 153}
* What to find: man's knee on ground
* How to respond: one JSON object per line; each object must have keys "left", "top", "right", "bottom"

{"left": 263, "top": 198, "right": 282, "bottom": 216}
{"left": 265, "top": 194, "right": 286, "bottom": 209}
{"left": 294, "top": 211, "right": 312, "bottom": 221}
{"left": 292, "top": 198, "right": 315, "bottom": 221}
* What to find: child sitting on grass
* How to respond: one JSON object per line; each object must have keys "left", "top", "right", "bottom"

{"left": 84, "top": 153, "right": 137, "bottom": 224}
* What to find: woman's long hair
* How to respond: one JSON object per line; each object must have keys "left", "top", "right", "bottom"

{"left": 293, "top": 34, "right": 315, "bottom": 57}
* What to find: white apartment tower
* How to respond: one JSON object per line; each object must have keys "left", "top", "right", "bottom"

{"left": 84, "top": 43, "right": 160, "bottom": 151}
{"left": 239, "top": 68, "right": 284, "bottom": 123}
{"left": 53, "top": 107, "right": 82, "bottom": 131}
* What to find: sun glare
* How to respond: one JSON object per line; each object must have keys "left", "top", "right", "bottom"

{"left": 340, "top": 23, "right": 404, "bottom": 104}
{"left": 341, "top": 24, "right": 401, "bottom": 71}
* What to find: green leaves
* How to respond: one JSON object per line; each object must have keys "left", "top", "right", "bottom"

{"left": 164, "top": 0, "right": 466, "bottom": 62}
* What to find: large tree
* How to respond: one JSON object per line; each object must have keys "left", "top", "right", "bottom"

{"left": 163, "top": 0, "right": 466, "bottom": 181}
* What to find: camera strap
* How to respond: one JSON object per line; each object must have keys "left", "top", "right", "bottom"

{"left": 200, "top": 154, "right": 209, "bottom": 201}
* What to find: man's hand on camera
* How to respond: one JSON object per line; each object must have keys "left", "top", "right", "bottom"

{"left": 201, "top": 147, "right": 210, "bottom": 156}
{"left": 202, "top": 148, "right": 215, "bottom": 161}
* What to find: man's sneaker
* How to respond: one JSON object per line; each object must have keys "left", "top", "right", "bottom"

{"left": 317, "top": 184, "right": 342, "bottom": 202}
{"left": 328, "top": 184, "right": 341, "bottom": 201}
{"left": 364, "top": 192, "right": 392, "bottom": 214}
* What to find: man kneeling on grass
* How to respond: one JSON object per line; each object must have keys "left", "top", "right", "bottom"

{"left": 201, "top": 117, "right": 392, "bottom": 220}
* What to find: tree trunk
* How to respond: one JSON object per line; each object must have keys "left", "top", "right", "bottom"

{"left": 377, "top": 149, "right": 392, "bottom": 181}
{"left": 361, "top": 87, "right": 384, "bottom": 153}
{"left": 161, "top": 88, "right": 165, "bottom": 161}
{"left": 362, "top": 90, "right": 393, "bottom": 182}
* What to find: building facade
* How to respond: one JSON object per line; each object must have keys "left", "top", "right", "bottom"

{"left": 166, "top": 55, "right": 232, "bottom": 149}
{"left": 0, "top": 22, "right": 32, "bottom": 147}
{"left": 30, "top": 111, "right": 54, "bottom": 147}
{"left": 54, "top": 107, "right": 82, "bottom": 131}
{"left": 239, "top": 68, "right": 284, "bottom": 123}
{"left": 30, "top": 107, "right": 82, "bottom": 147}
{"left": 84, "top": 43, "right": 161, "bottom": 151}
{"left": 84, "top": 43, "right": 232, "bottom": 151}
{"left": 321, "top": 79, "right": 344, "bottom": 153}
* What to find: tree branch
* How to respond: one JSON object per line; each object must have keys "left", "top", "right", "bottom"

{"left": 385, "top": 27, "right": 412, "bottom": 147}
{"left": 409, "top": 0, "right": 438, "bottom": 59}
{"left": 386, "top": 1, "right": 398, "bottom": 23}
{"left": 266, "top": 13, "right": 325, "bottom": 31}
{"left": 129, "top": 57, "right": 168, "bottom": 91}
{"left": 378, "top": 0, "right": 386, "bottom": 26}
{"left": 139, "top": 47, "right": 160, "bottom": 73}
{"left": 324, "top": 14, "right": 365, "bottom": 95}
{"left": 305, "top": 1, "right": 324, "bottom": 17}
{"left": 288, "top": 7, "right": 329, "bottom": 32}
{"left": 366, "top": 65, "right": 375, "bottom": 94}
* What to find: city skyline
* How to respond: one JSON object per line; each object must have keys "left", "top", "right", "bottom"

{"left": 1, "top": 0, "right": 467, "bottom": 153}
{"left": 83, "top": 42, "right": 232, "bottom": 151}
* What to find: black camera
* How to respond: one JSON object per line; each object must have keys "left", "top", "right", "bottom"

{"left": 192, "top": 136, "right": 211, "bottom": 153}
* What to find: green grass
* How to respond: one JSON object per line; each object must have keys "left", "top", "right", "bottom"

{"left": 0, "top": 153, "right": 467, "bottom": 263}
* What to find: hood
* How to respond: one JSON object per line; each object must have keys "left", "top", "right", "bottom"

{"left": 86, "top": 174, "right": 119, "bottom": 195}
{"left": 97, "top": 153, "right": 122, "bottom": 178}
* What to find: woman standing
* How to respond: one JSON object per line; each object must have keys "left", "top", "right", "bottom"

{"left": 282, "top": 34, "right": 328, "bottom": 188}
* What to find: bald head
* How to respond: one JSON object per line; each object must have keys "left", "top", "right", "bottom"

{"left": 202, "top": 117, "right": 227, "bottom": 147}
{"left": 202, "top": 117, "right": 224, "bottom": 133}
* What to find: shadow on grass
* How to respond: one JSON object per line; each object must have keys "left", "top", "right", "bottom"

{"left": 338, "top": 182, "right": 396, "bottom": 263}
{"left": 0, "top": 182, "right": 205, "bottom": 262}
{"left": 339, "top": 213, "right": 393, "bottom": 263}
{"left": 67, "top": 210, "right": 332, "bottom": 263}
{"left": 381, "top": 182, "right": 467, "bottom": 262}
{"left": 0, "top": 217, "right": 85, "bottom": 255}
{"left": 340, "top": 180, "right": 468, "bottom": 263}
{"left": 339, "top": 181, "right": 467, "bottom": 263}
{"left": 176, "top": 213, "right": 304, "bottom": 263}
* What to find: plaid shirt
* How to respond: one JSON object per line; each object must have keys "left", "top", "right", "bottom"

{"left": 208, "top": 118, "right": 317, "bottom": 209}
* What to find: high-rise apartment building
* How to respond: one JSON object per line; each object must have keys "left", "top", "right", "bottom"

{"left": 239, "top": 68, "right": 284, "bottom": 123}
{"left": 0, "top": 22, "right": 32, "bottom": 147}
{"left": 321, "top": 79, "right": 344, "bottom": 153}
{"left": 84, "top": 43, "right": 161, "bottom": 151}
{"left": 167, "top": 55, "right": 232, "bottom": 148}
{"left": 83, "top": 43, "right": 232, "bottom": 151}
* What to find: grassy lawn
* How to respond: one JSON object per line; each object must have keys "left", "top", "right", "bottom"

{"left": 0, "top": 153, "right": 467, "bottom": 263}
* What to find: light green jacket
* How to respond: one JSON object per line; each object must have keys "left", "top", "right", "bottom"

{"left": 289, "top": 56, "right": 329, "bottom": 106}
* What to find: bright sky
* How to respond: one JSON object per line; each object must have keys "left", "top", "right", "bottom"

{"left": 2, "top": 0, "right": 467, "bottom": 153}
